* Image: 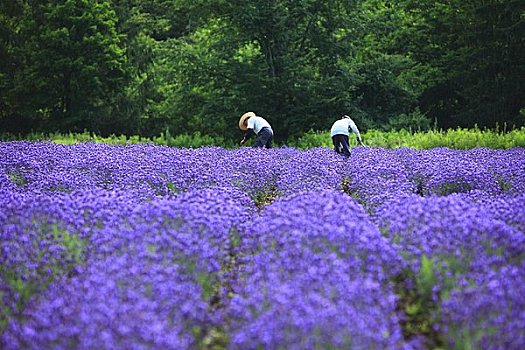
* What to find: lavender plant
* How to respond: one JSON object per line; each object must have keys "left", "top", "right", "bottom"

{"left": 228, "top": 190, "right": 409, "bottom": 349}
{"left": 1, "top": 141, "right": 524, "bottom": 350}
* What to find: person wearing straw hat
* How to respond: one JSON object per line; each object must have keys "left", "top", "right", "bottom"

{"left": 330, "top": 115, "right": 365, "bottom": 156}
{"left": 239, "top": 111, "right": 274, "bottom": 148}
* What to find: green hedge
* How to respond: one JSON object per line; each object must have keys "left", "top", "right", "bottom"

{"left": 2, "top": 127, "right": 524, "bottom": 149}
{"left": 289, "top": 127, "right": 525, "bottom": 149}
{"left": 1, "top": 131, "right": 236, "bottom": 148}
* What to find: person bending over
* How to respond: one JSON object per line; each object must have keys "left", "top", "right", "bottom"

{"left": 239, "top": 111, "right": 274, "bottom": 148}
{"left": 330, "top": 115, "right": 364, "bottom": 156}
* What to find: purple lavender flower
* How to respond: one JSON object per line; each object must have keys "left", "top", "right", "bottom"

{"left": 440, "top": 262, "right": 525, "bottom": 350}
{"left": 228, "top": 190, "right": 409, "bottom": 349}
{"left": 1, "top": 141, "right": 524, "bottom": 349}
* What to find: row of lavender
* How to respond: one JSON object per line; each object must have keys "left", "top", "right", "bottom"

{"left": 3, "top": 142, "right": 525, "bottom": 202}
{"left": 1, "top": 141, "right": 524, "bottom": 349}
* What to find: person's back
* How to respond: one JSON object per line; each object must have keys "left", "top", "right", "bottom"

{"left": 330, "top": 119, "right": 350, "bottom": 137}
{"left": 248, "top": 116, "right": 272, "bottom": 135}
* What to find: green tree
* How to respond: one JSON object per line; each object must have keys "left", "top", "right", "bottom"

{"left": 0, "top": 1, "right": 26, "bottom": 132}
{"left": 396, "top": 0, "right": 525, "bottom": 128}
{"left": 111, "top": 0, "right": 195, "bottom": 136}
{"left": 4, "top": 0, "right": 521, "bottom": 139}
{"left": 153, "top": 0, "right": 425, "bottom": 141}
{"left": 2, "top": 0, "right": 127, "bottom": 134}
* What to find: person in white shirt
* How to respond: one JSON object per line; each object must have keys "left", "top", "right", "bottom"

{"left": 330, "top": 115, "right": 364, "bottom": 156}
{"left": 239, "top": 111, "right": 274, "bottom": 148}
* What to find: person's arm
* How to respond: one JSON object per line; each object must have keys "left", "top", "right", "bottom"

{"left": 345, "top": 116, "right": 364, "bottom": 145}
{"left": 240, "top": 128, "right": 255, "bottom": 145}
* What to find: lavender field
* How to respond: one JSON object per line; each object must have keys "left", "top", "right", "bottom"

{"left": 1, "top": 141, "right": 524, "bottom": 350}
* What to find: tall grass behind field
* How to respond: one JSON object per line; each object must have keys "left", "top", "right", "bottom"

{"left": 1, "top": 130, "right": 236, "bottom": 148}
{"left": 2, "top": 127, "right": 524, "bottom": 149}
{"left": 291, "top": 127, "right": 525, "bottom": 149}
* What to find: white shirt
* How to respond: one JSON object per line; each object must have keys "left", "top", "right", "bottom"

{"left": 330, "top": 117, "right": 362, "bottom": 141}
{"left": 247, "top": 116, "right": 272, "bottom": 134}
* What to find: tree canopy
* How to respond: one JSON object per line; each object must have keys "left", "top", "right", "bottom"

{"left": 1, "top": 0, "right": 524, "bottom": 141}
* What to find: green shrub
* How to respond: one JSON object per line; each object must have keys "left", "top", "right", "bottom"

{"left": 290, "top": 126, "right": 525, "bottom": 149}
{"left": 0, "top": 130, "right": 235, "bottom": 148}
{"left": 2, "top": 126, "right": 524, "bottom": 149}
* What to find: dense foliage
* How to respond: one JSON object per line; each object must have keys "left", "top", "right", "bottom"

{"left": 1, "top": 141, "right": 524, "bottom": 349}
{"left": 1, "top": 1, "right": 524, "bottom": 140}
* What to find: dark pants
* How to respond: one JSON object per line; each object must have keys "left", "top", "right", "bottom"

{"left": 253, "top": 127, "right": 273, "bottom": 148}
{"left": 332, "top": 134, "right": 351, "bottom": 156}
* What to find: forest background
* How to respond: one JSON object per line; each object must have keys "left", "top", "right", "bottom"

{"left": 1, "top": 0, "right": 524, "bottom": 143}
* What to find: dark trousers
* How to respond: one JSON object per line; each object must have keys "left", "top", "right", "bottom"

{"left": 253, "top": 127, "right": 273, "bottom": 148}
{"left": 332, "top": 134, "right": 351, "bottom": 156}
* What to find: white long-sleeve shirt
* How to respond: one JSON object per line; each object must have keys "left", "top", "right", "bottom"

{"left": 330, "top": 117, "right": 362, "bottom": 141}
{"left": 247, "top": 116, "right": 272, "bottom": 134}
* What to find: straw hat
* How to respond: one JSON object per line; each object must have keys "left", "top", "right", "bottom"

{"left": 239, "top": 111, "right": 255, "bottom": 131}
